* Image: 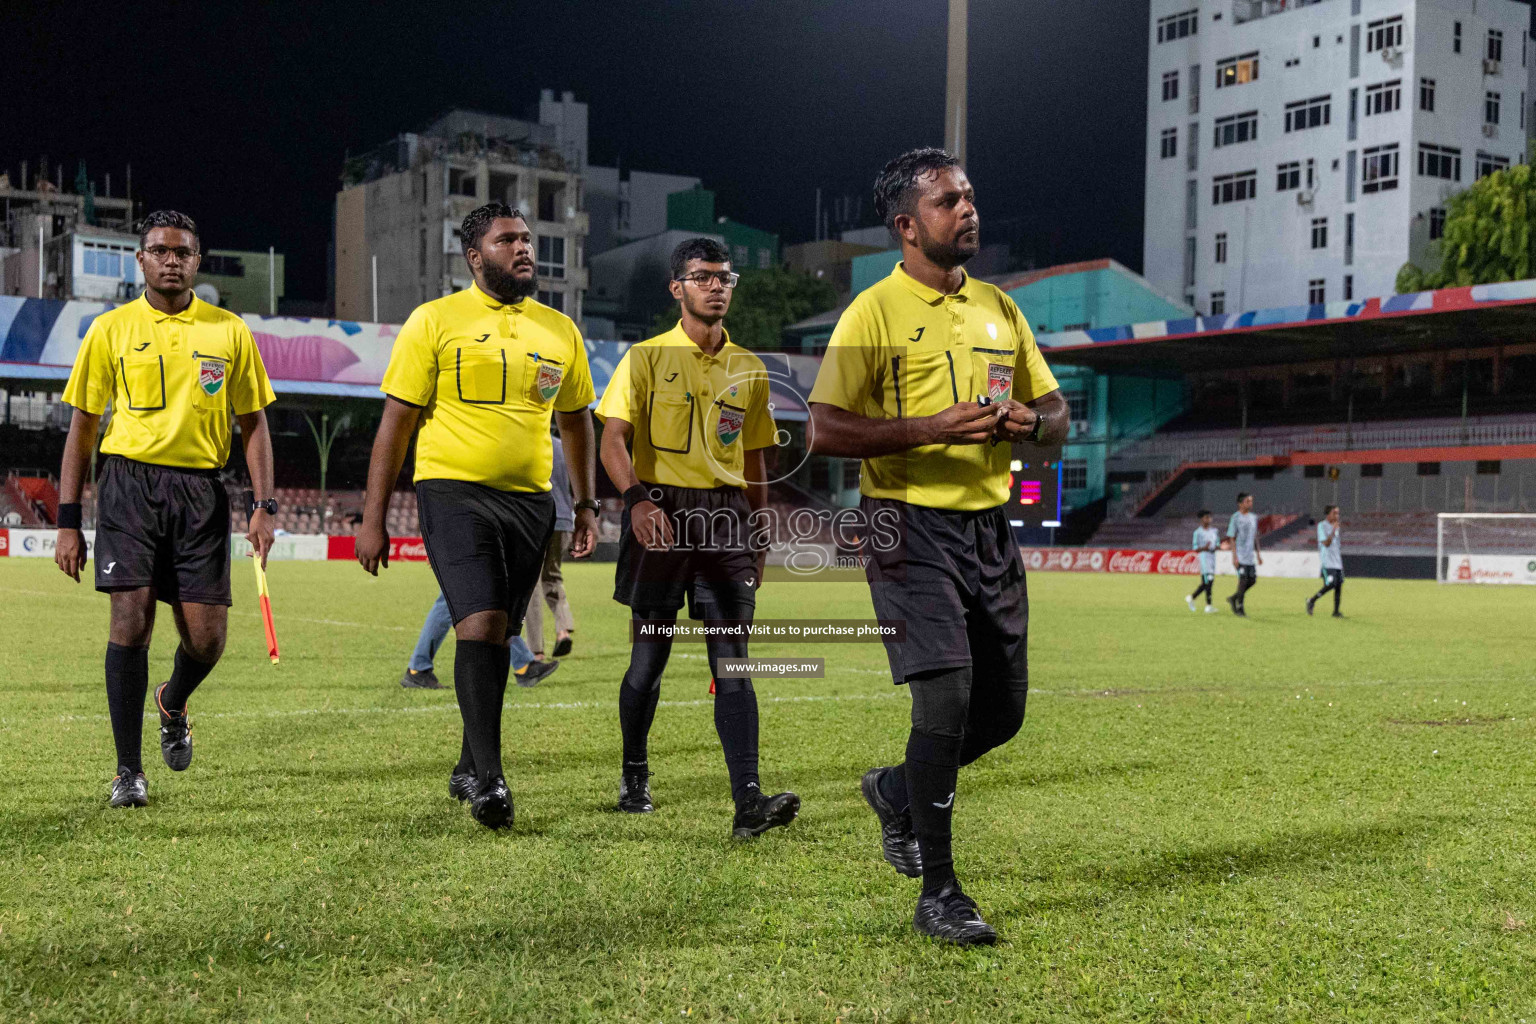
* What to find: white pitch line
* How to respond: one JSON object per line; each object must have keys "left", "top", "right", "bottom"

{"left": 0, "top": 585, "right": 412, "bottom": 631}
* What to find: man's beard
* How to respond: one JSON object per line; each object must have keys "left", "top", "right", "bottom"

{"left": 481, "top": 260, "right": 538, "bottom": 302}
{"left": 916, "top": 223, "right": 978, "bottom": 270}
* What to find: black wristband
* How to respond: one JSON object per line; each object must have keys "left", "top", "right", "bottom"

{"left": 57, "top": 503, "right": 83, "bottom": 530}
{"left": 623, "top": 484, "right": 651, "bottom": 507}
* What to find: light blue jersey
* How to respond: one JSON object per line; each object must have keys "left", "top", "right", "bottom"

{"left": 1227, "top": 511, "right": 1257, "bottom": 566}
{"left": 1192, "top": 525, "right": 1219, "bottom": 576}
{"left": 1317, "top": 521, "right": 1343, "bottom": 570}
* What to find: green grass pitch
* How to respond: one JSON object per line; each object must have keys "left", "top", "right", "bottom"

{"left": 2, "top": 558, "right": 1534, "bottom": 1022}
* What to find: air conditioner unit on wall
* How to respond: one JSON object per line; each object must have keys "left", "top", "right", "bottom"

{"left": 1297, "top": 189, "right": 1316, "bottom": 205}
{"left": 1483, "top": 123, "right": 1499, "bottom": 137}
{"left": 1484, "top": 58, "right": 1501, "bottom": 75}
{"left": 1380, "top": 45, "right": 1400, "bottom": 62}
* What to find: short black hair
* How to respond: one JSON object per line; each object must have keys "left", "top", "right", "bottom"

{"left": 1323, "top": 504, "right": 1338, "bottom": 515}
{"left": 139, "top": 210, "right": 199, "bottom": 250}
{"left": 1236, "top": 491, "right": 1251, "bottom": 504}
{"left": 1198, "top": 509, "right": 1211, "bottom": 518}
{"left": 873, "top": 147, "right": 961, "bottom": 230}
{"left": 460, "top": 203, "right": 524, "bottom": 261}
{"left": 670, "top": 237, "right": 731, "bottom": 280}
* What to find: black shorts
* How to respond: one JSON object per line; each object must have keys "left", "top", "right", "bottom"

{"left": 1322, "top": 567, "right": 1344, "bottom": 586}
{"left": 1238, "top": 564, "right": 1257, "bottom": 584}
{"left": 416, "top": 479, "right": 554, "bottom": 628}
{"left": 94, "top": 456, "right": 232, "bottom": 605}
{"left": 614, "top": 483, "right": 758, "bottom": 615}
{"left": 860, "top": 496, "right": 1028, "bottom": 684}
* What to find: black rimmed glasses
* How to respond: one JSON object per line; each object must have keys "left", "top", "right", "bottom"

{"left": 676, "top": 270, "right": 739, "bottom": 289}
{"left": 142, "top": 246, "right": 200, "bottom": 264}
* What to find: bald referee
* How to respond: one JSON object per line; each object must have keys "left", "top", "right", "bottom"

{"left": 55, "top": 210, "right": 277, "bottom": 808}
{"left": 357, "top": 202, "right": 599, "bottom": 830}
{"left": 808, "top": 149, "right": 1067, "bottom": 945}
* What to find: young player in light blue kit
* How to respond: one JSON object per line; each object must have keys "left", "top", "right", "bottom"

{"left": 1186, "top": 509, "right": 1220, "bottom": 613}
{"left": 1307, "top": 505, "right": 1344, "bottom": 618}
{"left": 1225, "top": 492, "right": 1261, "bottom": 617}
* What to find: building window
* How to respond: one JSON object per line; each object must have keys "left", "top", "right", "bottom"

{"left": 1344, "top": 274, "right": 1353, "bottom": 300}
{"left": 537, "top": 180, "right": 567, "bottom": 222}
{"left": 1185, "top": 178, "right": 1197, "bottom": 230}
{"left": 1453, "top": 20, "right": 1462, "bottom": 54}
{"left": 1062, "top": 459, "right": 1089, "bottom": 491}
{"left": 82, "top": 243, "right": 132, "bottom": 278}
{"left": 1184, "top": 237, "right": 1197, "bottom": 288}
{"left": 448, "top": 167, "right": 477, "bottom": 197}
{"left": 1157, "top": 9, "right": 1198, "bottom": 43}
{"left": 1345, "top": 211, "right": 1355, "bottom": 265}
{"left": 1215, "top": 52, "right": 1260, "bottom": 88}
{"left": 1524, "top": 91, "right": 1527, "bottom": 130}
{"left": 1187, "top": 122, "right": 1199, "bottom": 169}
{"left": 1276, "top": 160, "right": 1302, "bottom": 191}
{"left": 1215, "top": 232, "right": 1228, "bottom": 263}
{"left": 1365, "top": 16, "right": 1403, "bottom": 53}
{"left": 1213, "top": 110, "right": 1259, "bottom": 148}
{"left": 1061, "top": 321, "right": 1091, "bottom": 331}
{"left": 1360, "top": 463, "right": 1384, "bottom": 478}
{"left": 1284, "top": 95, "right": 1332, "bottom": 132}
{"left": 1476, "top": 152, "right": 1510, "bottom": 179}
{"left": 1428, "top": 206, "right": 1446, "bottom": 240}
{"left": 1160, "top": 127, "right": 1178, "bottom": 159}
{"left": 1066, "top": 392, "right": 1090, "bottom": 422}
{"left": 1188, "top": 64, "right": 1201, "bottom": 113}
{"left": 733, "top": 244, "right": 749, "bottom": 264}
{"left": 1417, "top": 143, "right": 1461, "bottom": 181}
{"left": 1419, "top": 77, "right": 1435, "bottom": 111}
{"left": 1162, "top": 70, "right": 1180, "bottom": 102}
{"left": 1311, "top": 217, "right": 1329, "bottom": 249}
{"left": 536, "top": 289, "right": 564, "bottom": 312}
{"left": 757, "top": 248, "right": 771, "bottom": 269}
{"left": 1308, "top": 279, "right": 1326, "bottom": 304}
{"left": 201, "top": 254, "right": 246, "bottom": 277}
{"left": 1477, "top": 460, "right": 1502, "bottom": 475}
{"left": 1488, "top": 29, "right": 1504, "bottom": 64}
{"left": 1364, "top": 80, "right": 1401, "bottom": 115}
{"left": 536, "top": 235, "right": 566, "bottom": 279}
{"left": 1210, "top": 291, "right": 1226, "bottom": 315}
{"left": 1486, "top": 91, "right": 1501, "bottom": 125}
{"left": 1417, "top": 461, "right": 1441, "bottom": 476}
{"left": 1212, "top": 170, "right": 1258, "bottom": 205}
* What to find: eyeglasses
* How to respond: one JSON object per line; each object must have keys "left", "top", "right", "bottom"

{"left": 142, "top": 246, "right": 200, "bottom": 263}
{"left": 676, "top": 271, "right": 739, "bottom": 289}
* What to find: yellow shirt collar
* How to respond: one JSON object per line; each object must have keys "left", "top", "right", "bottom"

{"left": 470, "top": 281, "right": 527, "bottom": 312}
{"left": 892, "top": 262, "right": 972, "bottom": 305}
{"left": 142, "top": 293, "right": 199, "bottom": 324}
{"left": 665, "top": 320, "right": 735, "bottom": 358}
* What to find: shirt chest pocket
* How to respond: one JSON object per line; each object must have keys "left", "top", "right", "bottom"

{"left": 972, "top": 346, "right": 1016, "bottom": 403}
{"left": 891, "top": 348, "right": 960, "bottom": 418}
{"left": 119, "top": 355, "right": 166, "bottom": 411}
{"left": 647, "top": 385, "right": 694, "bottom": 454}
{"left": 191, "top": 352, "right": 231, "bottom": 411}
{"left": 455, "top": 347, "right": 514, "bottom": 405}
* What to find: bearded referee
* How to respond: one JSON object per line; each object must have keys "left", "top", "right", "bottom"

{"left": 595, "top": 237, "right": 799, "bottom": 839}
{"left": 54, "top": 210, "right": 277, "bottom": 808}
{"left": 808, "top": 149, "right": 1067, "bottom": 945}
{"left": 357, "top": 203, "right": 598, "bottom": 831}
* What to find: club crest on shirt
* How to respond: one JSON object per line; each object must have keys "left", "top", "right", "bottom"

{"left": 716, "top": 403, "right": 745, "bottom": 446}
{"left": 986, "top": 362, "right": 1013, "bottom": 401}
{"left": 534, "top": 361, "right": 564, "bottom": 402}
{"left": 199, "top": 359, "right": 226, "bottom": 397}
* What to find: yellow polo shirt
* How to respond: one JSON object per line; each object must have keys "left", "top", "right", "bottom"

{"left": 381, "top": 284, "right": 595, "bottom": 492}
{"left": 808, "top": 263, "right": 1058, "bottom": 511}
{"left": 595, "top": 323, "right": 775, "bottom": 490}
{"left": 62, "top": 294, "right": 275, "bottom": 469}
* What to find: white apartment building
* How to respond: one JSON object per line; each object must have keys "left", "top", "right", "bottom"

{"left": 1145, "top": 0, "right": 1535, "bottom": 315}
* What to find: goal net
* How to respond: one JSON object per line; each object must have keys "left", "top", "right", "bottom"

{"left": 1437, "top": 513, "right": 1536, "bottom": 584}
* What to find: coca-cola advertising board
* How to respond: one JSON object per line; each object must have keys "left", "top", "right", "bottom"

{"left": 326, "top": 536, "right": 431, "bottom": 562}
{"left": 1020, "top": 548, "right": 1321, "bottom": 578}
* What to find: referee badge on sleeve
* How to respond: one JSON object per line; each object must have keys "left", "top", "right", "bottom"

{"left": 716, "top": 403, "right": 745, "bottom": 447}
{"left": 986, "top": 363, "right": 1013, "bottom": 402}
{"left": 199, "top": 359, "right": 226, "bottom": 396}
{"left": 533, "top": 361, "right": 564, "bottom": 403}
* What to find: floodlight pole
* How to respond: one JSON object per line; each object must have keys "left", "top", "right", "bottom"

{"left": 371, "top": 254, "right": 379, "bottom": 322}
{"left": 268, "top": 245, "right": 276, "bottom": 315}
{"left": 946, "top": 0, "right": 968, "bottom": 165}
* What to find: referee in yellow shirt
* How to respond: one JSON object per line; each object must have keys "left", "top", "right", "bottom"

{"left": 596, "top": 237, "right": 799, "bottom": 839}
{"left": 356, "top": 203, "right": 599, "bottom": 831}
{"left": 54, "top": 210, "right": 278, "bottom": 809}
{"left": 808, "top": 150, "right": 1067, "bottom": 945}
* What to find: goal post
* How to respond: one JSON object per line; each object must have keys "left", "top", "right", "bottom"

{"left": 1437, "top": 513, "right": 1536, "bottom": 584}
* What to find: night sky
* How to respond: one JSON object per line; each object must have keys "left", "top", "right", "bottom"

{"left": 5, "top": 1, "right": 1150, "bottom": 302}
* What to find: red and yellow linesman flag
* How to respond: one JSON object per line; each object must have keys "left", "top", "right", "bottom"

{"left": 253, "top": 556, "right": 279, "bottom": 664}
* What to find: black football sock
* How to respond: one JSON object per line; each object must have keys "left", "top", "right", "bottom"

{"left": 160, "top": 645, "right": 216, "bottom": 713}
{"left": 877, "top": 762, "right": 910, "bottom": 813}
{"left": 713, "top": 683, "right": 761, "bottom": 805}
{"left": 105, "top": 642, "right": 149, "bottom": 773}
{"left": 1334, "top": 579, "right": 1343, "bottom": 613}
{"left": 905, "top": 728, "right": 962, "bottom": 895}
{"left": 618, "top": 677, "right": 661, "bottom": 768}
{"left": 454, "top": 729, "right": 475, "bottom": 776}
{"left": 454, "top": 640, "right": 509, "bottom": 787}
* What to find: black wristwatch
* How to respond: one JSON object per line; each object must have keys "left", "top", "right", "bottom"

{"left": 249, "top": 497, "right": 278, "bottom": 516}
{"left": 1027, "top": 414, "right": 1045, "bottom": 444}
{"left": 574, "top": 499, "right": 601, "bottom": 514}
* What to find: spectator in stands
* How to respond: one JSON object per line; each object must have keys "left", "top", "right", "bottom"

{"left": 1186, "top": 510, "right": 1219, "bottom": 613}
{"left": 401, "top": 591, "right": 557, "bottom": 689}
{"left": 1226, "top": 492, "right": 1262, "bottom": 616}
{"left": 1307, "top": 505, "right": 1344, "bottom": 618}
{"left": 525, "top": 433, "right": 578, "bottom": 659}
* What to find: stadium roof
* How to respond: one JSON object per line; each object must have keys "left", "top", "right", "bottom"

{"left": 1037, "top": 279, "right": 1536, "bottom": 372}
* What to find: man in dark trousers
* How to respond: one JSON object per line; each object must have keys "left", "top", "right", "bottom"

{"left": 55, "top": 210, "right": 277, "bottom": 807}
{"left": 596, "top": 236, "right": 799, "bottom": 840}
{"left": 809, "top": 149, "right": 1068, "bottom": 944}
{"left": 357, "top": 202, "right": 599, "bottom": 830}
